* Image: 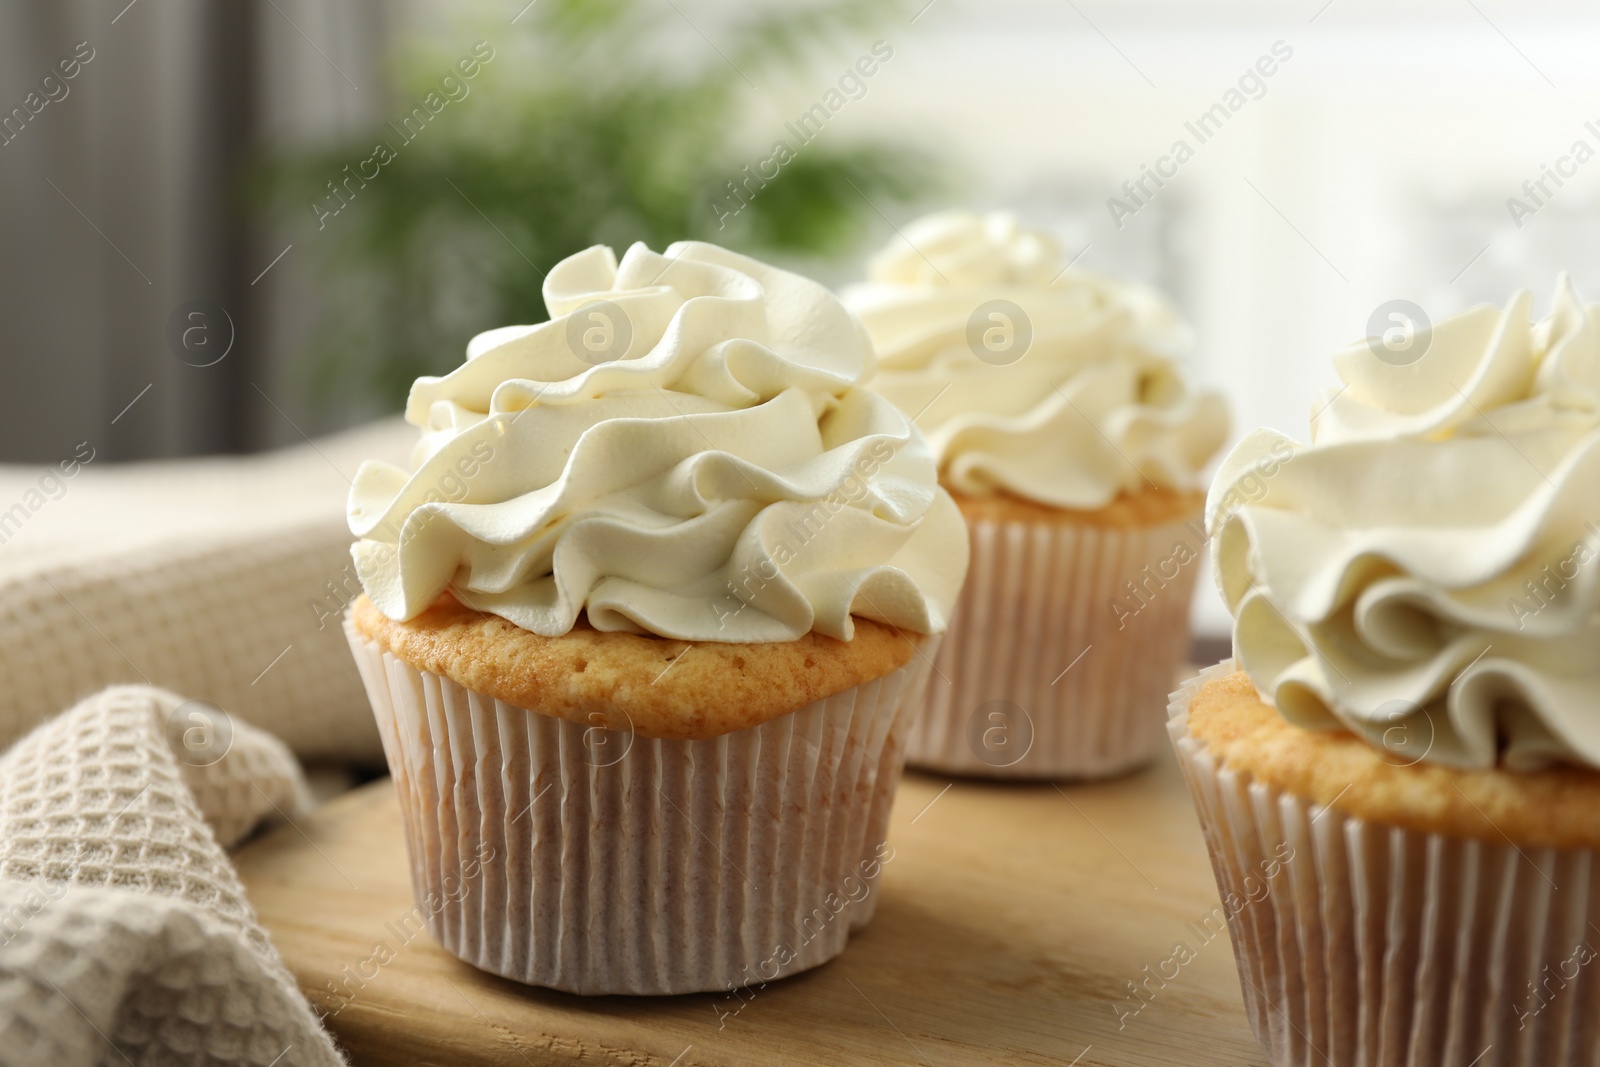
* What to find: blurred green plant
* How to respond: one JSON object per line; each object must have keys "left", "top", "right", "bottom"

{"left": 257, "top": 0, "right": 947, "bottom": 410}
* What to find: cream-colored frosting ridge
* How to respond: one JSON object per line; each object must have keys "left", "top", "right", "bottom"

{"left": 1212, "top": 275, "right": 1600, "bottom": 771}
{"left": 843, "top": 211, "right": 1228, "bottom": 509}
{"left": 348, "top": 241, "right": 969, "bottom": 643}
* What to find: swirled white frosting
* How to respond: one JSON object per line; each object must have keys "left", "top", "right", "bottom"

{"left": 1212, "top": 275, "right": 1600, "bottom": 771}
{"left": 348, "top": 241, "right": 969, "bottom": 643}
{"left": 842, "top": 212, "right": 1228, "bottom": 508}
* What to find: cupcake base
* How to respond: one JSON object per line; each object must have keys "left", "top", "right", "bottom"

{"left": 909, "top": 492, "right": 1201, "bottom": 779}
{"left": 346, "top": 618, "right": 935, "bottom": 996}
{"left": 1170, "top": 662, "right": 1600, "bottom": 1067}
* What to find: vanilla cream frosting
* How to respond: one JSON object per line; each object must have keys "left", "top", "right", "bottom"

{"left": 347, "top": 241, "right": 968, "bottom": 643}
{"left": 1212, "top": 275, "right": 1600, "bottom": 771}
{"left": 843, "top": 212, "right": 1228, "bottom": 509}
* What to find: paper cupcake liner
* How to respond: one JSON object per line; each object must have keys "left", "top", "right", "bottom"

{"left": 345, "top": 618, "right": 935, "bottom": 996}
{"left": 908, "top": 510, "right": 1201, "bottom": 778}
{"left": 1169, "top": 661, "right": 1600, "bottom": 1067}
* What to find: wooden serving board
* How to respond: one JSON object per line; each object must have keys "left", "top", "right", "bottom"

{"left": 235, "top": 751, "right": 1267, "bottom": 1066}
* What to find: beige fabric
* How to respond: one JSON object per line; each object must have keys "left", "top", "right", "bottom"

{"left": 0, "top": 684, "right": 343, "bottom": 1066}
{"left": 0, "top": 419, "right": 412, "bottom": 764}
{"left": 0, "top": 424, "right": 415, "bottom": 1064}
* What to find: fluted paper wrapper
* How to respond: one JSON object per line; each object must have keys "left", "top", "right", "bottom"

{"left": 1169, "top": 661, "right": 1600, "bottom": 1067}
{"left": 345, "top": 619, "right": 935, "bottom": 996}
{"left": 908, "top": 510, "right": 1200, "bottom": 778}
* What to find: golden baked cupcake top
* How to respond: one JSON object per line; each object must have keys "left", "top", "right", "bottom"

{"left": 346, "top": 240, "right": 969, "bottom": 646}
{"left": 843, "top": 212, "right": 1228, "bottom": 510}
{"left": 351, "top": 593, "right": 914, "bottom": 739}
{"left": 949, "top": 485, "right": 1204, "bottom": 528}
{"left": 1187, "top": 670, "right": 1600, "bottom": 849}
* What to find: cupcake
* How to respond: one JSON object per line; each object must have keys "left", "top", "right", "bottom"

{"left": 1172, "top": 276, "right": 1600, "bottom": 1065}
{"left": 844, "top": 212, "right": 1228, "bottom": 778}
{"left": 343, "top": 241, "right": 968, "bottom": 995}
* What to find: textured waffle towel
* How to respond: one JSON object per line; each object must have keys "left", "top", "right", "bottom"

{"left": 0, "top": 419, "right": 412, "bottom": 766}
{"left": 0, "top": 684, "right": 343, "bottom": 1066}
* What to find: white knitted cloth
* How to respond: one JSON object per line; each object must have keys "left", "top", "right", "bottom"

{"left": 0, "top": 419, "right": 411, "bottom": 765}
{"left": 0, "top": 684, "right": 343, "bottom": 1066}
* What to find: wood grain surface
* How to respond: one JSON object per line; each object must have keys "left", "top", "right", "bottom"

{"left": 235, "top": 750, "right": 1268, "bottom": 1066}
